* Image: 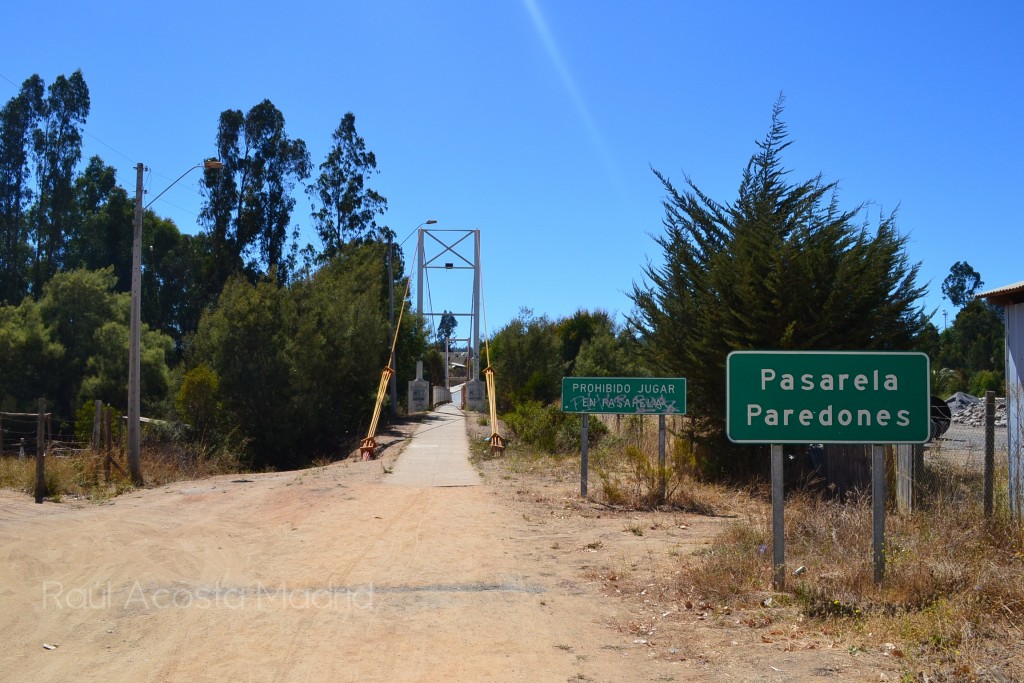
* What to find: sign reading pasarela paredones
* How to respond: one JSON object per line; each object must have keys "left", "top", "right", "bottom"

{"left": 726, "top": 351, "right": 930, "bottom": 444}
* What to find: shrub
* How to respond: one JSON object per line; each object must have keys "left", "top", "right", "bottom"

{"left": 968, "top": 369, "right": 1002, "bottom": 396}
{"left": 503, "top": 401, "right": 606, "bottom": 453}
{"left": 175, "top": 364, "right": 221, "bottom": 440}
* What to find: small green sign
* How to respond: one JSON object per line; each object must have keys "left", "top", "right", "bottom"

{"left": 562, "top": 377, "right": 687, "bottom": 415}
{"left": 726, "top": 351, "right": 930, "bottom": 444}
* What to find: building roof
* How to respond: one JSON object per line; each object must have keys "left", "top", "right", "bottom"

{"left": 977, "top": 280, "right": 1024, "bottom": 306}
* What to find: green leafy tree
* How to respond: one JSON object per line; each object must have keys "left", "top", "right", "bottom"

{"left": 489, "top": 308, "right": 564, "bottom": 411}
{"left": 192, "top": 273, "right": 294, "bottom": 468}
{"left": 23, "top": 267, "right": 173, "bottom": 418}
{"left": 189, "top": 243, "right": 417, "bottom": 468}
{"left": 287, "top": 243, "right": 391, "bottom": 455}
{"left": 175, "top": 364, "right": 221, "bottom": 441}
{"left": 28, "top": 71, "right": 90, "bottom": 294}
{"left": 307, "top": 112, "right": 388, "bottom": 260}
{"left": 937, "top": 299, "right": 1004, "bottom": 387}
{"left": 0, "top": 298, "right": 63, "bottom": 411}
{"left": 78, "top": 322, "right": 173, "bottom": 414}
{"left": 941, "top": 261, "right": 984, "bottom": 309}
{"left": 0, "top": 77, "right": 38, "bottom": 304}
{"left": 573, "top": 326, "right": 646, "bottom": 378}
{"left": 437, "top": 310, "right": 458, "bottom": 347}
{"left": 629, "top": 99, "right": 927, "bottom": 476}
{"left": 151, "top": 229, "right": 217, "bottom": 354}
{"left": 66, "top": 156, "right": 133, "bottom": 287}
{"left": 200, "top": 100, "right": 310, "bottom": 288}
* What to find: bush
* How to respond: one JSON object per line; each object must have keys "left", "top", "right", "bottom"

{"left": 175, "top": 364, "right": 221, "bottom": 440}
{"left": 502, "top": 401, "right": 606, "bottom": 453}
{"left": 969, "top": 369, "right": 1002, "bottom": 396}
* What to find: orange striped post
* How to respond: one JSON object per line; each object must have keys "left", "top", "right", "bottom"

{"left": 483, "top": 366, "right": 505, "bottom": 455}
{"left": 360, "top": 366, "right": 394, "bottom": 460}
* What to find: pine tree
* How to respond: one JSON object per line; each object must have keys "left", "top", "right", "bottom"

{"left": 629, "top": 98, "right": 928, "bottom": 476}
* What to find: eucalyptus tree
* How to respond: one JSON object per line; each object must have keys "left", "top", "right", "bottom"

{"left": 200, "top": 100, "right": 310, "bottom": 288}
{"left": 27, "top": 70, "right": 90, "bottom": 294}
{"left": 67, "top": 156, "right": 133, "bottom": 287}
{"left": 941, "top": 261, "right": 984, "bottom": 309}
{"left": 0, "top": 77, "right": 37, "bottom": 304}
{"left": 307, "top": 112, "right": 388, "bottom": 261}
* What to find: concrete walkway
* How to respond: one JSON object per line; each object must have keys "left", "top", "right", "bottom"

{"left": 385, "top": 403, "right": 481, "bottom": 487}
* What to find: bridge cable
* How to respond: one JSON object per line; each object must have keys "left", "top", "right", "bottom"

{"left": 359, "top": 244, "right": 418, "bottom": 460}
{"left": 478, "top": 261, "right": 505, "bottom": 455}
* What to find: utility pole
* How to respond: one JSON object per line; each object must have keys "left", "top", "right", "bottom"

{"left": 126, "top": 159, "right": 220, "bottom": 486}
{"left": 126, "top": 163, "right": 145, "bottom": 486}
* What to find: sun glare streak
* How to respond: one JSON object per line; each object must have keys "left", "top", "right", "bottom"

{"left": 521, "top": 0, "right": 622, "bottom": 189}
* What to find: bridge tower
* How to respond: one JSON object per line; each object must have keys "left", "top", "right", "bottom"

{"left": 416, "top": 228, "right": 485, "bottom": 409}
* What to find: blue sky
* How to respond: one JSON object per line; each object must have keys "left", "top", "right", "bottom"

{"left": 4, "top": 0, "right": 1021, "bottom": 337}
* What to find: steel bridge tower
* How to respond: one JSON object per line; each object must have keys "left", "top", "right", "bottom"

{"left": 416, "top": 228, "right": 484, "bottom": 408}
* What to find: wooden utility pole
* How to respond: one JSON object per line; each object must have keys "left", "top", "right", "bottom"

{"left": 127, "top": 162, "right": 145, "bottom": 486}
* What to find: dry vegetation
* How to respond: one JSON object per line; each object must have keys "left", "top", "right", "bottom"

{"left": 0, "top": 442, "right": 241, "bottom": 502}
{"left": 481, "top": 414, "right": 1024, "bottom": 682}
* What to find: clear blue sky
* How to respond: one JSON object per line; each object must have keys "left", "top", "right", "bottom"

{"left": 4, "top": 0, "right": 1022, "bottom": 337}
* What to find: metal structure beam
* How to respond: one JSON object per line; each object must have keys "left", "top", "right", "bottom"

{"left": 416, "top": 228, "right": 481, "bottom": 380}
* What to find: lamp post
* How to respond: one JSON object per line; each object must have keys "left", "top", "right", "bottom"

{"left": 388, "top": 219, "right": 436, "bottom": 416}
{"left": 127, "top": 159, "right": 222, "bottom": 485}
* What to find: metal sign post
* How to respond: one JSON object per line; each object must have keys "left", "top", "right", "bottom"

{"left": 771, "top": 444, "right": 784, "bottom": 589}
{"left": 581, "top": 414, "right": 589, "bottom": 497}
{"left": 563, "top": 377, "right": 687, "bottom": 498}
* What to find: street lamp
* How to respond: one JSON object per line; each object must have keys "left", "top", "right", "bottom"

{"left": 388, "top": 219, "right": 436, "bottom": 415}
{"left": 127, "top": 159, "right": 222, "bottom": 485}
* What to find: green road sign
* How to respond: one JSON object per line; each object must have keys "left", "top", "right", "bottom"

{"left": 726, "top": 351, "right": 930, "bottom": 444}
{"left": 562, "top": 377, "right": 687, "bottom": 415}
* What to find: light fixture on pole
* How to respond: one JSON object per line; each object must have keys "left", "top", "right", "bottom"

{"left": 389, "top": 219, "right": 437, "bottom": 416}
{"left": 127, "top": 159, "right": 223, "bottom": 485}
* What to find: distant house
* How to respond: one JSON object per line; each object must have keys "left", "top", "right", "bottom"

{"left": 976, "top": 280, "right": 1024, "bottom": 519}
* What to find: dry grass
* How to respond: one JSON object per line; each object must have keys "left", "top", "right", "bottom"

{"left": 477, "top": 410, "right": 1024, "bottom": 679}
{"left": 0, "top": 441, "right": 242, "bottom": 502}
{"left": 681, "top": 459, "right": 1024, "bottom": 681}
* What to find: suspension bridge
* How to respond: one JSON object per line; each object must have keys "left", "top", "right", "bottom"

{"left": 360, "top": 225, "right": 504, "bottom": 462}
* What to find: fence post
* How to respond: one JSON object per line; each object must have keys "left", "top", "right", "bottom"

{"left": 984, "top": 390, "right": 995, "bottom": 518}
{"left": 896, "top": 444, "right": 914, "bottom": 514}
{"left": 104, "top": 407, "right": 112, "bottom": 483}
{"left": 92, "top": 399, "right": 103, "bottom": 451}
{"left": 34, "top": 399, "right": 46, "bottom": 503}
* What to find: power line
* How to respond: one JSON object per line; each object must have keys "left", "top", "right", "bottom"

{"left": 2, "top": 70, "right": 207, "bottom": 211}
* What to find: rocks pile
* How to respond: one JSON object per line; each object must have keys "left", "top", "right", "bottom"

{"left": 947, "top": 391, "right": 1008, "bottom": 427}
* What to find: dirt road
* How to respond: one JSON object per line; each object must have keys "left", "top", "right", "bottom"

{"left": 1, "top": 407, "right": 896, "bottom": 682}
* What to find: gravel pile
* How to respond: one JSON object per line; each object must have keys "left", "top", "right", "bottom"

{"left": 946, "top": 391, "right": 1007, "bottom": 427}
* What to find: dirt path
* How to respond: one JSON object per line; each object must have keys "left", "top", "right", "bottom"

{"left": 0, "top": 408, "right": 899, "bottom": 682}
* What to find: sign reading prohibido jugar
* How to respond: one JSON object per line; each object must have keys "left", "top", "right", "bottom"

{"left": 561, "top": 377, "right": 687, "bottom": 415}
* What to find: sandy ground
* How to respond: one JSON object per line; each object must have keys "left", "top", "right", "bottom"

{"left": 0, "top": 410, "right": 902, "bottom": 682}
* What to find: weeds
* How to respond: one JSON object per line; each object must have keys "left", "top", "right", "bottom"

{"left": 676, "top": 458, "right": 1024, "bottom": 680}
{"left": 0, "top": 438, "right": 242, "bottom": 502}
{"left": 482, "top": 409, "right": 1023, "bottom": 678}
